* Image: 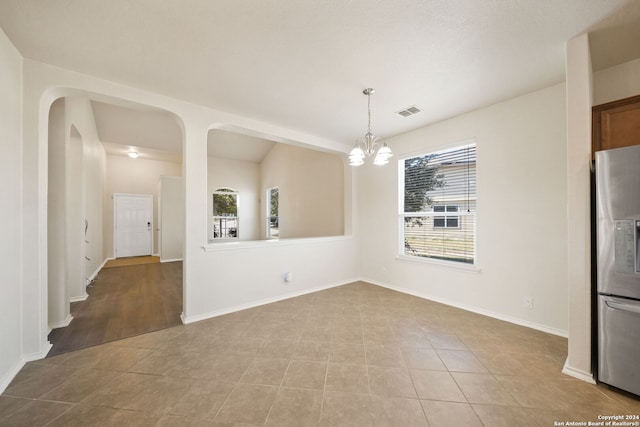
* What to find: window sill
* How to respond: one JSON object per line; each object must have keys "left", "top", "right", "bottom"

{"left": 395, "top": 254, "right": 481, "bottom": 273}
{"left": 202, "top": 235, "right": 353, "bottom": 252}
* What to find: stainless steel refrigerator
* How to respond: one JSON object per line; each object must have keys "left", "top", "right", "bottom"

{"left": 596, "top": 145, "right": 640, "bottom": 396}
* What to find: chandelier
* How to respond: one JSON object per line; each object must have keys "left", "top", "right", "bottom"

{"left": 349, "top": 88, "right": 393, "bottom": 166}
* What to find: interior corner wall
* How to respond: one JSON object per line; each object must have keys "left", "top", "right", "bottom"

{"left": 593, "top": 57, "right": 640, "bottom": 105}
{"left": 105, "top": 154, "right": 182, "bottom": 257}
{"left": 260, "top": 143, "right": 344, "bottom": 239}
{"left": 47, "top": 98, "right": 70, "bottom": 328}
{"left": 358, "top": 82, "right": 569, "bottom": 335}
{"left": 63, "top": 97, "right": 107, "bottom": 292}
{"left": 159, "top": 176, "right": 184, "bottom": 261}
{"left": 0, "top": 26, "right": 25, "bottom": 392}
{"left": 207, "top": 156, "right": 260, "bottom": 241}
{"left": 564, "top": 32, "right": 594, "bottom": 381}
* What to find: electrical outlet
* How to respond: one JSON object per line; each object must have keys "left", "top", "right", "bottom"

{"left": 523, "top": 297, "right": 533, "bottom": 310}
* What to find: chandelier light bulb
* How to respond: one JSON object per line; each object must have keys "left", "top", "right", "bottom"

{"left": 349, "top": 88, "right": 392, "bottom": 167}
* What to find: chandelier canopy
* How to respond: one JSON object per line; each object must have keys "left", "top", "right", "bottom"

{"left": 349, "top": 88, "right": 393, "bottom": 166}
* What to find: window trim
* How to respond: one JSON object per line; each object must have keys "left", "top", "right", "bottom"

{"left": 398, "top": 139, "right": 477, "bottom": 266}
{"left": 433, "top": 204, "right": 460, "bottom": 229}
{"left": 266, "top": 186, "right": 279, "bottom": 239}
{"left": 212, "top": 187, "right": 239, "bottom": 240}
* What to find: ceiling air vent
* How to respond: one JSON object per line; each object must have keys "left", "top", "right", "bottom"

{"left": 396, "top": 105, "right": 422, "bottom": 118}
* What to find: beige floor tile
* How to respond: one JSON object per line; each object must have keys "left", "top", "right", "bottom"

{"left": 319, "top": 391, "right": 374, "bottom": 426}
{"left": 281, "top": 360, "right": 327, "bottom": 390}
{"left": 81, "top": 371, "right": 158, "bottom": 409}
{"left": 410, "top": 370, "right": 467, "bottom": 402}
{"left": 39, "top": 368, "right": 119, "bottom": 403}
{"left": 452, "top": 372, "right": 518, "bottom": 406}
{"left": 362, "top": 327, "right": 399, "bottom": 345}
{"left": 167, "top": 380, "right": 235, "bottom": 419}
{"left": 495, "top": 375, "right": 565, "bottom": 409}
{"left": 112, "top": 326, "right": 185, "bottom": 350}
{"left": 426, "top": 333, "right": 468, "bottom": 350}
{"left": 127, "top": 351, "right": 187, "bottom": 375}
{"left": 205, "top": 355, "right": 255, "bottom": 383}
{"left": 370, "top": 396, "right": 429, "bottom": 426}
{"left": 268, "top": 325, "right": 303, "bottom": 340}
{"left": 421, "top": 400, "right": 483, "bottom": 427}
{"left": 365, "top": 344, "right": 406, "bottom": 367}
{"left": 265, "top": 387, "right": 323, "bottom": 427}
{"left": 436, "top": 350, "right": 488, "bottom": 373}
{"left": 46, "top": 403, "right": 120, "bottom": 427}
{"left": 472, "top": 350, "right": 529, "bottom": 375}
{"left": 401, "top": 347, "right": 447, "bottom": 371}
{"left": 472, "top": 404, "right": 536, "bottom": 427}
{"left": 368, "top": 366, "right": 417, "bottom": 398}
{"left": 9, "top": 282, "right": 640, "bottom": 427}
{"left": 331, "top": 327, "right": 364, "bottom": 344}
{"left": 325, "top": 364, "right": 369, "bottom": 394}
{"left": 107, "top": 408, "right": 163, "bottom": 426}
{"left": 155, "top": 414, "right": 216, "bottom": 426}
{"left": 300, "top": 325, "right": 333, "bottom": 342}
{"left": 258, "top": 339, "right": 298, "bottom": 359}
{"left": 0, "top": 396, "right": 32, "bottom": 422}
{"left": 329, "top": 342, "right": 366, "bottom": 365}
{"left": 123, "top": 376, "right": 194, "bottom": 413}
{"left": 520, "top": 407, "right": 575, "bottom": 427}
{"left": 293, "top": 340, "right": 331, "bottom": 362}
{"left": 2, "top": 364, "right": 80, "bottom": 399}
{"left": 92, "top": 346, "right": 155, "bottom": 371}
{"left": 214, "top": 384, "right": 278, "bottom": 425}
{"left": 239, "top": 358, "right": 289, "bottom": 386}
{"left": 0, "top": 399, "right": 73, "bottom": 427}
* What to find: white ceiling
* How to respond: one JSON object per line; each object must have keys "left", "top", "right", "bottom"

{"left": 2, "top": 0, "right": 640, "bottom": 157}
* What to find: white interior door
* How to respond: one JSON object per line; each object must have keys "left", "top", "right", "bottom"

{"left": 115, "top": 194, "right": 153, "bottom": 258}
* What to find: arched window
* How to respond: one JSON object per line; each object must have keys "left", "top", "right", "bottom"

{"left": 212, "top": 188, "right": 239, "bottom": 239}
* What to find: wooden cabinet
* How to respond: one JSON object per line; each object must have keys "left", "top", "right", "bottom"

{"left": 592, "top": 94, "right": 640, "bottom": 158}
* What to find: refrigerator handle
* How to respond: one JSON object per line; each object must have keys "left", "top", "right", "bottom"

{"left": 604, "top": 297, "right": 640, "bottom": 315}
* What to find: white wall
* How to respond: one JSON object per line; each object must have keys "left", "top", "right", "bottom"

{"left": 207, "top": 156, "right": 260, "bottom": 241}
{"left": 105, "top": 154, "right": 182, "bottom": 257}
{"left": 47, "top": 97, "right": 107, "bottom": 328}
{"left": 261, "top": 143, "right": 345, "bottom": 239}
{"left": 159, "top": 176, "right": 184, "bottom": 261}
{"left": 359, "top": 83, "right": 569, "bottom": 335}
{"left": 47, "top": 99, "right": 70, "bottom": 328}
{"left": 0, "top": 27, "right": 25, "bottom": 392}
{"left": 564, "top": 33, "right": 594, "bottom": 382}
{"left": 593, "top": 57, "right": 640, "bottom": 105}
{"left": 64, "top": 98, "right": 106, "bottom": 296}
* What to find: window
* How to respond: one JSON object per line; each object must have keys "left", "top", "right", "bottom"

{"left": 433, "top": 205, "right": 459, "bottom": 228}
{"left": 267, "top": 186, "right": 279, "bottom": 239}
{"left": 212, "top": 188, "right": 238, "bottom": 239}
{"left": 400, "top": 142, "right": 476, "bottom": 264}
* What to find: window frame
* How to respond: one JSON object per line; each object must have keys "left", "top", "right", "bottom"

{"left": 398, "top": 140, "right": 477, "bottom": 266}
{"left": 433, "top": 204, "right": 460, "bottom": 229}
{"left": 212, "top": 188, "right": 239, "bottom": 240}
{"left": 266, "top": 186, "right": 279, "bottom": 239}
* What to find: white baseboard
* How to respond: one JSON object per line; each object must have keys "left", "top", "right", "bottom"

{"left": 363, "top": 277, "right": 569, "bottom": 338}
{"left": 1, "top": 341, "right": 54, "bottom": 393}
{"left": 88, "top": 258, "right": 109, "bottom": 282}
{"left": 160, "top": 258, "right": 183, "bottom": 263}
{"left": 23, "top": 341, "right": 53, "bottom": 363}
{"left": 48, "top": 314, "right": 73, "bottom": 330}
{"left": 70, "top": 293, "right": 88, "bottom": 303}
{"left": 181, "top": 277, "right": 359, "bottom": 324}
{"left": 562, "top": 358, "right": 596, "bottom": 383}
{"left": 0, "top": 358, "right": 25, "bottom": 394}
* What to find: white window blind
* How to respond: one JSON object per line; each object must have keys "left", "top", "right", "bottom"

{"left": 400, "top": 143, "right": 476, "bottom": 264}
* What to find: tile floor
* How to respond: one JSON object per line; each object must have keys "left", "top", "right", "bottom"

{"left": 1, "top": 281, "right": 639, "bottom": 426}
